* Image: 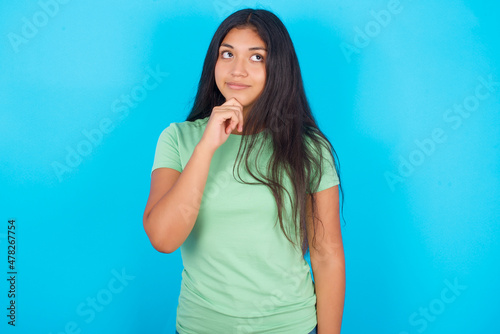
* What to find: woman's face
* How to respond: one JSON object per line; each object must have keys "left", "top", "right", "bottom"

{"left": 215, "top": 27, "right": 267, "bottom": 114}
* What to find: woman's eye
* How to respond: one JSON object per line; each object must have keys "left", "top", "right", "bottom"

{"left": 251, "top": 54, "right": 264, "bottom": 62}
{"left": 221, "top": 51, "right": 232, "bottom": 58}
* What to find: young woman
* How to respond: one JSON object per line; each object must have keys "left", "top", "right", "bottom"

{"left": 143, "top": 8, "right": 345, "bottom": 334}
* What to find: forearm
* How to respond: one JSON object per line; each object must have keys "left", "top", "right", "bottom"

{"left": 312, "top": 259, "right": 346, "bottom": 334}
{"left": 146, "top": 142, "right": 215, "bottom": 252}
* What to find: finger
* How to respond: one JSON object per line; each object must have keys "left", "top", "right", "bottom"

{"left": 219, "top": 111, "right": 237, "bottom": 134}
{"left": 222, "top": 106, "right": 243, "bottom": 132}
{"left": 231, "top": 111, "right": 240, "bottom": 133}
{"left": 215, "top": 103, "right": 243, "bottom": 133}
{"left": 229, "top": 114, "right": 239, "bottom": 134}
{"left": 224, "top": 101, "right": 244, "bottom": 132}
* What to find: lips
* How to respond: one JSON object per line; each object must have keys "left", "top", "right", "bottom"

{"left": 227, "top": 82, "right": 250, "bottom": 89}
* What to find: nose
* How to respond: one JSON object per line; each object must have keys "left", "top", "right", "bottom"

{"left": 230, "top": 56, "right": 247, "bottom": 77}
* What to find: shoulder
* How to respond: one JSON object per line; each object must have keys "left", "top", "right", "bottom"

{"left": 166, "top": 116, "right": 209, "bottom": 134}
{"left": 159, "top": 116, "right": 209, "bottom": 137}
{"left": 157, "top": 116, "right": 209, "bottom": 149}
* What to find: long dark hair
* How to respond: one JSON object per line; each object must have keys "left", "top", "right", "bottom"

{"left": 186, "top": 8, "right": 346, "bottom": 258}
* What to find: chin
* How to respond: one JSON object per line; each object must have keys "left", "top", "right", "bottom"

{"left": 224, "top": 95, "right": 249, "bottom": 106}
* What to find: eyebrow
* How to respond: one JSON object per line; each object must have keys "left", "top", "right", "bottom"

{"left": 220, "top": 43, "right": 267, "bottom": 51}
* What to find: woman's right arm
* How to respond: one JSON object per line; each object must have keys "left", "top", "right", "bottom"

{"left": 142, "top": 97, "right": 244, "bottom": 253}
{"left": 143, "top": 141, "right": 216, "bottom": 253}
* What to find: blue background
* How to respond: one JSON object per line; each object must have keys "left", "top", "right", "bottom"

{"left": 1, "top": 0, "right": 499, "bottom": 333}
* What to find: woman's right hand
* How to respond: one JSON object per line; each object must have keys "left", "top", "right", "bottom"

{"left": 199, "top": 97, "right": 244, "bottom": 152}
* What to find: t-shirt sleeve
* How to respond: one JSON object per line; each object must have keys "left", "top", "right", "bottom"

{"left": 151, "top": 123, "right": 183, "bottom": 174}
{"left": 308, "top": 136, "right": 340, "bottom": 194}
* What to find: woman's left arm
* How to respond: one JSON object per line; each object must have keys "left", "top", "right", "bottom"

{"left": 306, "top": 185, "right": 345, "bottom": 334}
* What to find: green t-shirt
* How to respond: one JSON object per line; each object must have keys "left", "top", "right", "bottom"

{"left": 151, "top": 116, "right": 339, "bottom": 334}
